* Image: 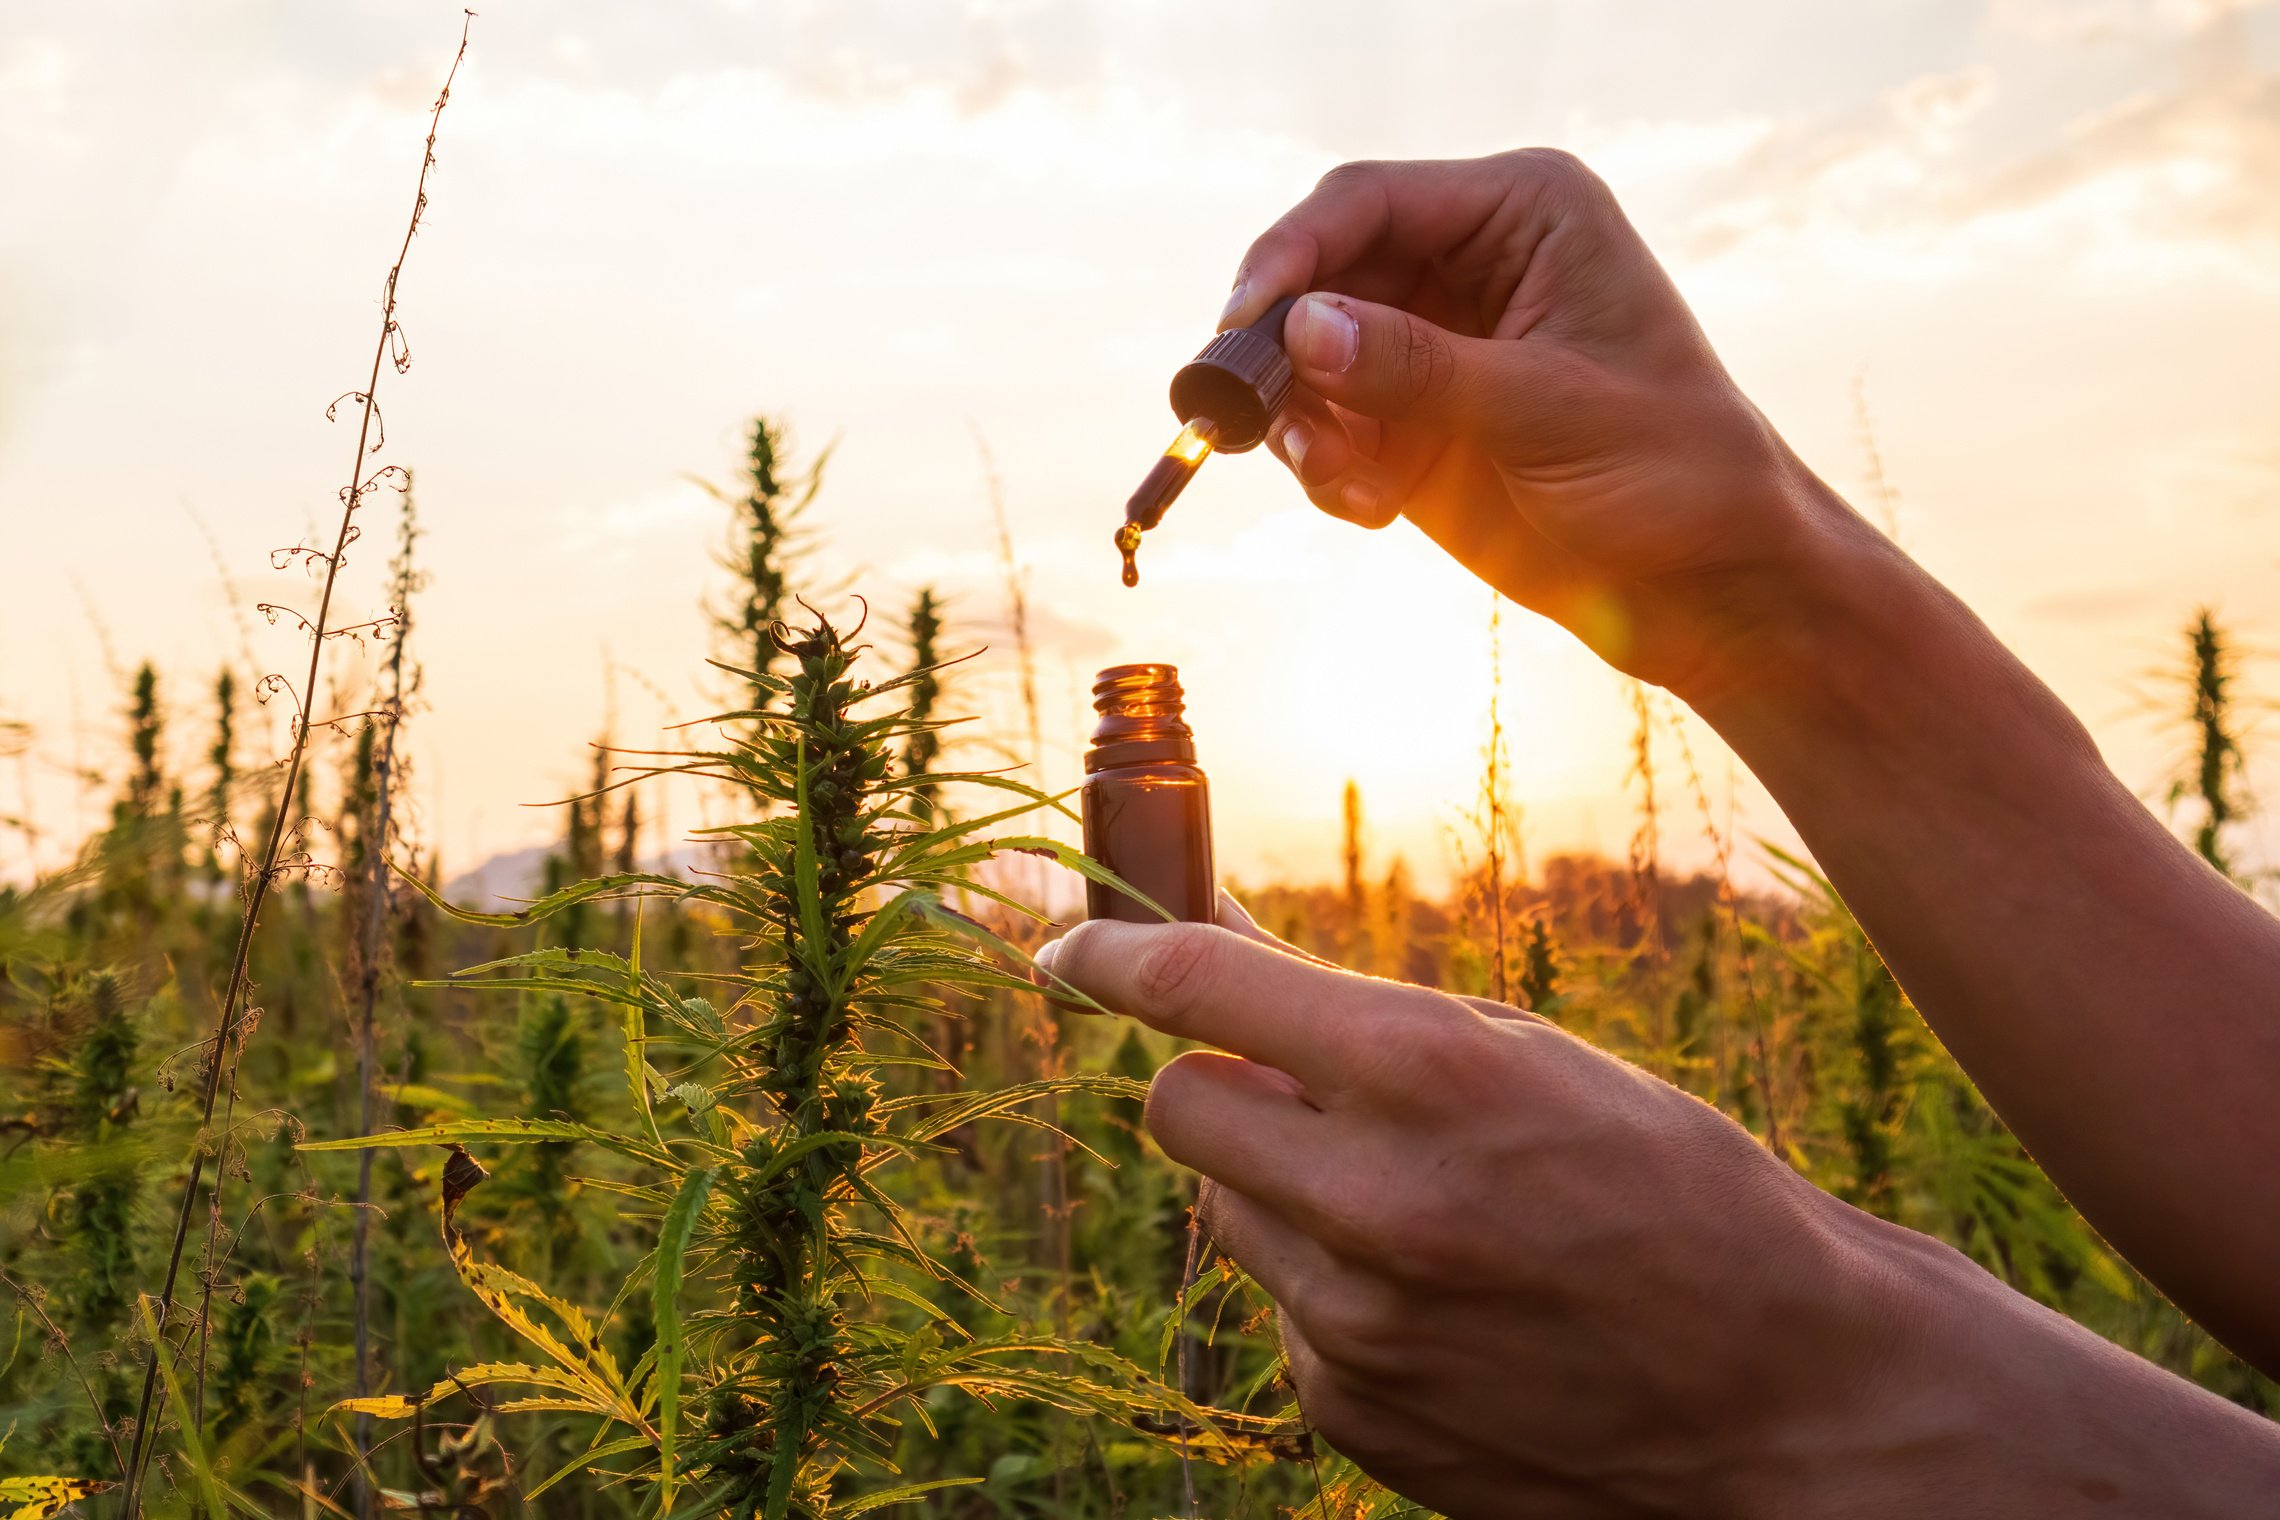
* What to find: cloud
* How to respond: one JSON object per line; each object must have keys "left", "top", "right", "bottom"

{"left": 1680, "top": 67, "right": 1997, "bottom": 263}
{"left": 761, "top": 0, "right": 1102, "bottom": 116}
{"left": 1940, "top": 70, "right": 2280, "bottom": 242}
{"left": 975, "top": 598, "right": 1116, "bottom": 661}
{"left": 1990, "top": 0, "right": 2276, "bottom": 44}
{"left": 1679, "top": 29, "right": 2280, "bottom": 285}
{"left": 553, "top": 481, "right": 718, "bottom": 555}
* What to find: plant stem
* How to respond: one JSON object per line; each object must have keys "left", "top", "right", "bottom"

{"left": 1, "top": 1269, "right": 128, "bottom": 1484}
{"left": 117, "top": 19, "right": 470, "bottom": 1511}
{"left": 1484, "top": 595, "right": 1511, "bottom": 1003}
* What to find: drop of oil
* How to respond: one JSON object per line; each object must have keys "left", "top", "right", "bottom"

{"left": 1114, "top": 522, "right": 1143, "bottom": 588}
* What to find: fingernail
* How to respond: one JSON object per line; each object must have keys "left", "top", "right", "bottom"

{"left": 1294, "top": 295, "right": 1359, "bottom": 373}
{"left": 1217, "top": 279, "right": 1249, "bottom": 328}
{"left": 1340, "top": 480, "right": 1381, "bottom": 522}
{"left": 1279, "top": 421, "right": 1312, "bottom": 477}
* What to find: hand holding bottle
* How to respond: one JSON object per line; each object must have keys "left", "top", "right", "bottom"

{"left": 1225, "top": 151, "right": 1877, "bottom": 703}
{"left": 1033, "top": 899, "right": 2280, "bottom": 1518}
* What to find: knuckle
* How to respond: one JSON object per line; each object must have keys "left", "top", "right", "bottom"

{"left": 1299, "top": 1170, "right": 1396, "bottom": 1261}
{"left": 1130, "top": 924, "right": 1224, "bottom": 1026}
{"left": 1391, "top": 321, "right": 1459, "bottom": 406}
{"left": 1508, "top": 145, "right": 1613, "bottom": 208}
{"left": 1333, "top": 993, "right": 1475, "bottom": 1103}
{"left": 1290, "top": 1274, "right": 1410, "bottom": 1374}
{"left": 1518, "top": 145, "right": 1592, "bottom": 186}
{"left": 1314, "top": 158, "right": 1387, "bottom": 196}
{"left": 1140, "top": 1060, "right": 1192, "bottom": 1147}
{"left": 1373, "top": 1188, "right": 1473, "bottom": 1285}
{"left": 1311, "top": 1166, "right": 1468, "bottom": 1281}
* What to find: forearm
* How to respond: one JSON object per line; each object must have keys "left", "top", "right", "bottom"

{"left": 1692, "top": 471, "right": 2280, "bottom": 1372}
{"left": 1768, "top": 1210, "right": 2280, "bottom": 1517}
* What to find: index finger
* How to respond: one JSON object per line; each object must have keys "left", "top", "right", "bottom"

{"left": 1221, "top": 152, "right": 1557, "bottom": 328}
{"left": 1034, "top": 918, "right": 1458, "bottom": 1093}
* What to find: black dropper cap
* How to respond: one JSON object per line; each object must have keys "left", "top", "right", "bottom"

{"left": 1166, "top": 295, "right": 1297, "bottom": 452}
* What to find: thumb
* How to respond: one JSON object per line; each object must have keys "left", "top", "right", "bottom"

{"left": 1281, "top": 291, "right": 1497, "bottom": 427}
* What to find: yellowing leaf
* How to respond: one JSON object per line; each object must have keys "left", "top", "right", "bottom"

{"left": 0, "top": 1476, "right": 117, "bottom": 1520}
{"left": 330, "top": 1394, "right": 426, "bottom": 1419}
{"left": 327, "top": 1361, "right": 623, "bottom": 1424}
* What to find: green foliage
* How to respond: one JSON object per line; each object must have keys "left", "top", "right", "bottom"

{"left": 54, "top": 971, "right": 141, "bottom": 1333}
{"left": 210, "top": 1272, "right": 287, "bottom": 1438}
{"left": 205, "top": 667, "right": 237, "bottom": 877}
{"left": 2167, "top": 607, "right": 2251, "bottom": 879}
{"left": 1515, "top": 912, "right": 1560, "bottom": 1014}
{"left": 121, "top": 664, "right": 164, "bottom": 825}
{"left": 310, "top": 612, "right": 1243, "bottom": 1517}
{"left": 900, "top": 589, "right": 945, "bottom": 822}
{"left": 711, "top": 418, "right": 828, "bottom": 716}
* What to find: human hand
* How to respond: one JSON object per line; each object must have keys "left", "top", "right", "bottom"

{"left": 1224, "top": 151, "right": 1876, "bottom": 701}
{"left": 1036, "top": 900, "right": 2280, "bottom": 1518}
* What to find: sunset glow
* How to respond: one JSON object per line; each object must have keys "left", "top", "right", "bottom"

{"left": 4, "top": 0, "right": 2278, "bottom": 890}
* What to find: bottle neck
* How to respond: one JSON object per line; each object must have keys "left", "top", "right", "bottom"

{"left": 1084, "top": 663, "right": 1197, "bottom": 772}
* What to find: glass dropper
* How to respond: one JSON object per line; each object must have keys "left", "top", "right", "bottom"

{"left": 1115, "top": 419, "right": 1219, "bottom": 587}
{"left": 1112, "top": 296, "right": 1299, "bottom": 589}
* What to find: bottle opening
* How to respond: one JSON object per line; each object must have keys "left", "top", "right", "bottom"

{"left": 1085, "top": 664, "right": 1196, "bottom": 770}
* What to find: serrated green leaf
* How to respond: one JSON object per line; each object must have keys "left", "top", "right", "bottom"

{"left": 297, "top": 1118, "right": 681, "bottom": 1173}
{"left": 838, "top": 1477, "right": 986, "bottom": 1515}
{"left": 524, "top": 1434, "right": 652, "bottom": 1502}
{"left": 653, "top": 1165, "right": 718, "bottom": 1512}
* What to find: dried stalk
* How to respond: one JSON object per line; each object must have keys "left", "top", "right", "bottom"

{"left": 118, "top": 18, "right": 471, "bottom": 1510}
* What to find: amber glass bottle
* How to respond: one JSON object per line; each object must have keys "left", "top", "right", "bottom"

{"left": 1081, "top": 664, "right": 1215, "bottom": 924}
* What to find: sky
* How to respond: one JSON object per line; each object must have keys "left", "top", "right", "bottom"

{"left": 3, "top": 0, "right": 2279, "bottom": 898}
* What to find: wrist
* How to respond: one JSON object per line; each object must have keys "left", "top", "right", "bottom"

{"left": 1744, "top": 1205, "right": 2280, "bottom": 1518}
{"left": 1672, "top": 458, "right": 2103, "bottom": 786}
{"left": 1665, "top": 455, "right": 1918, "bottom": 724}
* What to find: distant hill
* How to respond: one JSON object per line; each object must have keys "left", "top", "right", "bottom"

{"left": 443, "top": 841, "right": 717, "bottom": 912}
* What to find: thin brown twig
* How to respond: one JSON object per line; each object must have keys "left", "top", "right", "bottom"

{"left": 118, "top": 16, "right": 472, "bottom": 1511}
{"left": 1481, "top": 594, "right": 1513, "bottom": 1002}
{"left": 1174, "top": 1188, "right": 1206, "bottom": 1520}
{"left": 0, "top": 1269, "right": 129, "bottom": 1483}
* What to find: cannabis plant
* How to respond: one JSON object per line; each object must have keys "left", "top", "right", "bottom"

{"left": 899, "top": 588, "right": 944, "bottom": 822}
{"left": 2165, "top": 608, "right": 2253, "bottom": 879}
{"left": 707, "top": 418, "right": 827, "bottom": 714}
{"left": 310, "top": 610, "right": 1228, "bottom": 1517}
